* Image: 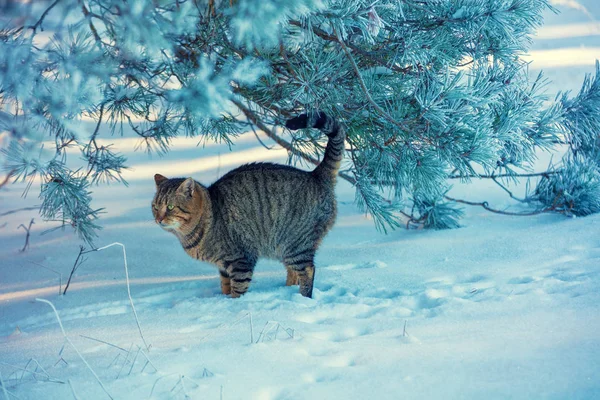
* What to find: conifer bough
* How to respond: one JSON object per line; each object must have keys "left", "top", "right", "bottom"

{"left": 1, "top": 0, "right": 599, "bottom": 243}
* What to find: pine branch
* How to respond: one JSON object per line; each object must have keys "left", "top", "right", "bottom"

{"left": 63, "top": 246, "right": 89, "bottom": 295}
{"left": 84, "top": 103, "right": 106, "bottom": 180}
{"left": 18, "top": 218, "right": 35, "bottom": 252}
{"left": 448, "top": 171, "right": 561, "bottom": 179}
{"left": 335, "top": 32, "right": 412, "bottom": 134}
{"left": 0, "top": 170, "right": 15, "bottom": 189}
{"left": 279, "top": 40, "right": 299, "bottom": 80}
{"left": 80, "top": 2, "right": 103, "bottom": 44}
{"left": 16, "top": 0, "right": 62, "bottom": 34}
{"left": 288, "top": 20, "right": 412, "bottom": 74}
{"left": 444, "top": 195, "right": 555, "bottom": 216}
{"left": 231, "top": 86, "right": 295, "bottom": 119}
{"left": 491, "top": 177, "right": 530, "bottom": 203}
{"left": 2, "top": 0, "right": 595, "bottom": 234}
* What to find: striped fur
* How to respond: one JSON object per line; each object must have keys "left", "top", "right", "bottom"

{"left": 152, "top": 113, "right": 344, "bottom": 298}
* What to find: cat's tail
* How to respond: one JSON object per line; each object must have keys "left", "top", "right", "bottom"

{"left": 285, "top": 112, "right": 345, "bottom": 180}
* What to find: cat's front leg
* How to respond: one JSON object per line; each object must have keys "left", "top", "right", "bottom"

{"left": 224, "top": 257, "right": 256, "bottom": 298}
{"left": 219, "top": 270, "right": 231, "bottom": 295}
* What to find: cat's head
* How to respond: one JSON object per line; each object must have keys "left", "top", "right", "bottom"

{"left": 152, "top": 174, "right": 203, "bottom": 233}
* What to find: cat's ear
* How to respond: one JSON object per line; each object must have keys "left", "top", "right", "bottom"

{"left": 177, "top": 177, "right": 196, "bottom": 198}
{"left": 154, "top": 174, "right": 168, "bottom": 186}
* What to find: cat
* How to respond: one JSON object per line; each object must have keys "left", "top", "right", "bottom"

{"left": 151, "top": 112, "right": 344, "bottom": 298}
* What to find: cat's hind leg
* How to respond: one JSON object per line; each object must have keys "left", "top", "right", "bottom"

{"left": 285, "top": 267, "right": 298, "bottom": 286}
{"left": 296, "top": 265, "right": 315, "bottom": 298}
{"left": 284, "top": 251, "right": 315, "bottom": 298}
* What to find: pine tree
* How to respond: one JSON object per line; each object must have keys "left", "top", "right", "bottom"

{"left": 1, "top": 0, "right": 599, "bottom": 244}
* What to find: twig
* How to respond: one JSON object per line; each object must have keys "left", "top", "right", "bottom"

{"left": 15, "top": 0, "right": 62, "bottom": 34}
{"left": 116, "top": 343, "right": 134, "bottom": 379}
{"left": 444, "top": 195, "right": 552, "bottom": 216}
{"left": 30, "top": 262, "right": 62, "bottom": 295}
{"left": 249, "top": 123, "right": 274, "bottom": 150}
{"left": 84, "top": 102, "right": 106, "bottom": 180}
{"left": 0, "top": 170, "right": 15, "bottom": 190}
{"left": 80, "top": 2, "right": 102, "bottom": 43}
{"left": 169, "top": 375, "right": 196, "bottom": 397}
{"left": 491, "top": 177, "right": 529, "bottom": 203}
{"left": 255, "top": 321, "right": 272, "bottom": 343}
{"left": 0, "top": 369, "right": 9, "bottom": 400}
{"left": 0, "top": 206, "right": 40, "bottom": 218}
{"left": 18, "top": 218, "right": 34, "bottom": 252}
{"left": 150, "top": 374, "right": 179, "bottom": 398}
{"left": 184, "top": 375, "right": 200, "bottom": 392}
{"left": 170, "top": 375, "right": 183, "bottom": 394}
{"left": 54, "top": 357, "right": 68, "bottom": 367}
{"left": 79, "top": 335, "right": 128, "bottom": 352}
{"left": 35, "top": 298, "right": 113, "bottom": 400}
{"left": 62, "top": 236, "right": 150, "bottom": 364}
{"left": 197, "top": 312, "right": 253, "bottom": 342}
{"left": 249, "top": 312, "right": 254, "bottom": 344}
{"left": 127, "top": 347, "right": 141, "bottom": 377}
{"left": 33, "top": 0, "right": 62, "bottom": 32}
{"left": 20, "top": 358, "right": 56, "bottom": 384}
{"left": 0, "top": 361, "right": 64, "bottom": 385}
{"left": 68, "top": 379, "right": 81, "bottom": 400}
{"left": 55, "top": 137, "right": 77, "bottom": 154}
{"left": 448, "top": 171, "right": 560, "bottom": 179}
{"left": 153, "top": 374, "right": 200, "bottom": 398}
{"left": 0, "top": 389, "right": 17, "bottom": 400}
{"left": 108, "top": 353, "right": 122, "bottom": 369}
{"left": 279, "top": 39, "right": 299, "bottom": 79}
{"left": 63, "top": 246, "right": 88, "bottom": 295}
{"left": 138, "top": 346, "right": 158, "bottom": 373}
{"left": 255, "top": 321, "right": 294, "bottom": 343}
{"left": 94, "top": 242, "right": 150, "bottom": 351}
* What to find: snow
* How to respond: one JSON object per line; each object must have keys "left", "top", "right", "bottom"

{"left": 1, "top": 3, "right": 600, "bottom": 400}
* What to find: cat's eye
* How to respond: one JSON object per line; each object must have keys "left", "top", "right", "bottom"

{"left": 152, "top": 204, "right": 158, "bottom": 210}
{"left": 167, "top": 204, "right": 174, "bottom": 211}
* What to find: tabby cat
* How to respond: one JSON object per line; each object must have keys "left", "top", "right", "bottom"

{"left": 151, "top": 112, "right": 344, "bottom": 298}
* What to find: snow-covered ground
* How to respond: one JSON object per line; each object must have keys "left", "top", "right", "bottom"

{"left": 1, "top": 2, "right": 600, "bottom": 400}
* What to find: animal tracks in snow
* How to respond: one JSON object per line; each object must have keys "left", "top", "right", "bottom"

{"left": 1, "top": 249, "right": 596, "bottom": 400}
{"left": 278, "top": 247, "right": 600, "bottom": 385}
{"left": 309, "top": 326, "right": 374, "bottom": 343}
{"left": 323, "top": 261, "right": 388, "bottom": 271}
{"left": 300, "top": 247, "right": 599, "bottom": 338}
{"left": 12, "top": 246, "right": 596, "bottom": 348}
